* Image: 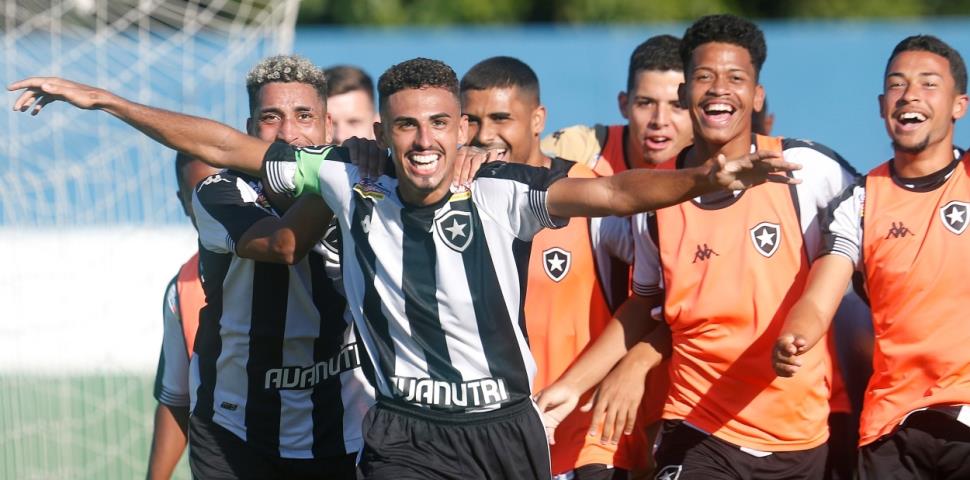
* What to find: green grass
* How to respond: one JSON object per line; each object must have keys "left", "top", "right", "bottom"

{"left": 0, "top": 373, "right": 189, "bottom": 479}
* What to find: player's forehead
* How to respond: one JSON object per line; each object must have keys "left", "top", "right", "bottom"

{"left": 461, "top": 86, "right": 528, "bottom": 111}
{"left": 689, "top": 42, "right": 756, "bottom": 74}
{"left": 886, "top": 50, "right": 953, "bottom": 81}
{"left": 256, "top": 81, "right": 326, "bottom": 110}
{"left": 631, "top": 69, "right": 684, "bottom": 97}
{"left": 383, "top": 86, "right": 460, "bottom": 120}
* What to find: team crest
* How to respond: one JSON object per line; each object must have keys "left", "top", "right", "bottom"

{"left": 542, "top": 247, "right": 571, "bottom": 282}
{"left": 435, "top": 210, "right": 474, "bottom": 252}
{"left": 353, "top": 178, "right": 390, "bottom": 201}
{"left": 940, "top": 200, "right": 969, "bottom": 235}
{"left": 749, "top": 222, "right": 781, "bottom": 257}
{"left": 322, "top": 218, "right": 340, "bottom": 255}
{"left": 655, "top": 465, "right": 682, "bottom": 480}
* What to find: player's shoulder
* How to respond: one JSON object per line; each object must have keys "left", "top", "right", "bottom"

{"left": 195, "top": 169, "right": 267, "bottom": 206}
{"left": 475, "top": 160, "right": 569, "bottom": 188}
{"left": 163, "top": 273, "right": 179, "bottom": 318}
{"left": 781, "top": 137, "right": 859, "bottom": 177}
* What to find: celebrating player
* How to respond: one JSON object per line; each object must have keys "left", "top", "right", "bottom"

{"left": 537, "top": 14, "right": 859, "bottom": 480}
{"left": 10, "top": 55, "right": 798, "bottom": 479}
{"left": 773, "top": 35, "right": 970, "bottom": 480}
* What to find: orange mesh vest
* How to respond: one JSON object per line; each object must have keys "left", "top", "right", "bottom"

{"left": 655, "top": 135, "right": 830, "bottom": 451}
{"left": 858, "top": 154, "right": 970, "bottom": 446}
{"left": 527, "top": 160, "right": 631, "bottom": 472}
{"left": 176, "top": 252, "right": 205, "bottom": 356}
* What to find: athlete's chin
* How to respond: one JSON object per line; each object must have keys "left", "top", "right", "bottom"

{"left": 891, "top": 137, "right": 930, "bottom": 155}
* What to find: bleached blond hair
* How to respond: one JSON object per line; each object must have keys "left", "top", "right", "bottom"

{"left": 245, "top": 54, "right": 328, "bottom": 114}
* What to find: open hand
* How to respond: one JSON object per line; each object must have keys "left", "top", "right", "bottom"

{"left": 344, "top": 136, "right": 388, "bottom": 179}
{"left": 533, "top": 382, "right": 581, "bottom": 445}
{"left": 581, "top": 360, "right": 648, "bottom": 445}
{"left": 9, "top": 77, "right": 107, "bottom": 115}
{"left": 710, "top": 150, "right": 801, "bottom": 191}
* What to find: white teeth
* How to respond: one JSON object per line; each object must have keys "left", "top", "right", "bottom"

{"left": 411, "top": 154, "right": 438, "bottom": 165}
{"left": 649, "top": 137, "right": 669, "bottom": 142}
{"left": 900, "top": 112, "right": 927, "bottom": 122}
{"left": 705, "top": 103, "right": 733, "bottom": 113}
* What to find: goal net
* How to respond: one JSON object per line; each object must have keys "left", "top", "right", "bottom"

{"left": 0, "top": 1, "right": 299, "bottom": 478}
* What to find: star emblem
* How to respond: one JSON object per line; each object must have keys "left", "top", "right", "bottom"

{"left": 547, "top": 253, "right": 566, "bottom": 272}
{"left": 435, "top": 210, "right": 475, "bottom": 252}
{"left": 542, "top": 247, "right": 572, "bottom": 282}
{"left": 940, "top": 201, "right": 970, "bottom": 235}
{"left": 655, "top": 465, "right": 682, "bottom": 480}
{"left": 444, "top": 218, "right": 467, "bottom": 240}
{"left": 749, "top": 222, "right": 781, "bottom": 257}
{"left": 756, "top": 228, "right": 775, "bottom": 248}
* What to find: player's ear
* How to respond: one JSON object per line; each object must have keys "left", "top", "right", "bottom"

{"left": 952, "top": 93, "right": 968, "bottom": 121}
{"left": 374, "top": 121, "right": 388, "bottom": 150}
{"left": 753, "top": 84, "right": 765, "bottom": 114}
{"left": 677, "top": 82, "right": 688, "bottom": 109}
{"left": 878, "top": 94, "right": 887, "bottom": 119}
{"left": 324, "top": 112, "right": 333, "bottom": 145}
{"left": 246, "top": 117, "right": 255, "bottom": 136}
{"left": 532, "top": 104, "right": 547, "bottom": 138}
{"left": 618, "top": 91, "right": 629, "bottom": 120}
{"left": 458, "top": 114, "right": 469, "bottom": 146}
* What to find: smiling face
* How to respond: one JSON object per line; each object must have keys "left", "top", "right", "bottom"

{"left": 683, "top": 42, "right": 764, "bottom": 156}
{"left": 247, "top": 81, "right": 331, "bottom": 147}
{"left": 462, "top": 86, "right": 545, "bottom": 166}
{"left": 880, "top": 50, "right": 968, "bottom": 156}
{"left": 621, "top": 69, "right": 693, "bottom": 166}
{"left": 376, "top": 86, "right": 467, "bottom": 205}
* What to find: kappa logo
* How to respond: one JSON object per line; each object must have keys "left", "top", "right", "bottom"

{"left": 692, "top": 243, "right": 719, "bottom": 263}
{"left": 749, "top": 222, "right": 781, "bottom": 257}
{"left": 940, "top": 200, "right": 969, "bottom": 235}
{"left": 543, "top": 247, "right": 572, "bottom": 282}
{"left": 655, "top": 465, "right": 682, "bottom": 480}
{"left": 353, "top": 178, "right": 390, "bottom": 201}
{"left": 885, "top": 221, "right": 913, "bottom": 239}
{"left": 322, "top": 218, "right": 340, "bottom": 255}
{"left": 197, "top": 173, "right": 230, "bottom": 191}
{"left": 436, "top": 210, "right": 474, "bottom": 252}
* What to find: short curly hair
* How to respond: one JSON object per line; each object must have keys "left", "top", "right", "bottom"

{"left": 681, "top": 14, "right": 767, "bottom": 79}
{"left": 246, "top": 55, "right": 328, "bottom": 114}
{"left": 377, "top": 58, "right": 459, "bottom": 111}
{"left": 888, "top": 35, "right": 967, "bottom": 94}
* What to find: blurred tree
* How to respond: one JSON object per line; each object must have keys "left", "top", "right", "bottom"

{"left": 296, "top": 0, "right": 970, "bottom": 24}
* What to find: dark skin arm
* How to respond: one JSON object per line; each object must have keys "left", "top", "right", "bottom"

{"left": 235, "top": 194, "right": 332, "bottom": 265}
{"left": 146, "top": 403, "right": 189, "bottom": 480}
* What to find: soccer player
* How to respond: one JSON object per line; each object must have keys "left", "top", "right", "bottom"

{"left": 324, "top": 65, "right": 378, "bottom": 144}
{"left": 772, "top": 35, "right": 970, "bottom": 480}
{"left": 10, "top": 56, "right": 798, "bottom": 480}
{"left": 537, "top": 15, "right": 858, "bottom": 480}
{"left": 542, "top": 35, "right": 691, "bottom": 476}
{"left": 194, "top": 55, "right": 378, "bottom": 479}
{"left": 460, "top": 55, "right": 632, "bottom": 479}
{"left": 147, "top": 152, "right": 217, "bottom": 480}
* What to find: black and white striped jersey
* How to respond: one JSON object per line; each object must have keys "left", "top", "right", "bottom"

{"left": 264, "top": 144, "right": 569, "bottom": 412}
{"left": 191, "top": 170, "right": 375, "bottom": 459}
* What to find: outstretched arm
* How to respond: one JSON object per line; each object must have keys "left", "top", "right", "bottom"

{"left": 9, "top": 77, "right": 269, "bottom": 176}
{"left": 546, "top": 150, "right": 799, "bottom": 218}
{"left": 773, "top": 254, "right": 855, "bottom": 377}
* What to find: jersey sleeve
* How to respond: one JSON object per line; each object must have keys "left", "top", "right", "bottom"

{"left": 153, "top": 276, "right": 191, "bottom": 407}
{"left": 472, "top": 161, "right": 570, "bottom": 241}
{"left": 818, "top": 181, "right": 866, "bottom": 269}
{"left": 262, "top": 142, "right": 357, "bottom": 213}
{"left": 631, "top": 212, "right": 663, "bottom": 297}
{"left": 782, "top": 139, "right": 860, "bottom": 260}
{"left": 193, "top": 172, "right": 274, "bottom": 254}
{"left": 593, "top": 215, "right": 634, "bottom": 265}
{"left": 540, "top": 124, "right": 604, "bottom": 170}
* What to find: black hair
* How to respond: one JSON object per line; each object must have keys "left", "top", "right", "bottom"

{"left": 680, "top": 14, "right": 767, "bottom": 78}
{"left": 460, "top": 56, "right": 540, "bottom": 104}
{"left": 887, "top": 35, "right": 967, "bottom": 94}
{"left": 627, "top": 34, "right": 683, "bottom": 91}
{"left": 325, "top": 65, "right": 375, "bottom": 100}
{"left": 377, "top": 58, "right": 459, "bottom": 110}
{"left": 174, "top": 151, "right": 197, "bottom": 190}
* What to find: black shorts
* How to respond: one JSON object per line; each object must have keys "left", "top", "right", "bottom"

{"left": 859, "top": 408, "right": 970, "bottom": 480}
{"left": 358, "top": 397, "right": 551, "bottom": 480}
{"left": 188, "top": 415, "right": 356, "bottom": 480}
{"left": 652, "top": 420, "right": 827, "bottom": 480}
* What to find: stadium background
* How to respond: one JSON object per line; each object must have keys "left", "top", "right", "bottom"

{"left": 1, "top": 1, "right": 969, "bottom": 478}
